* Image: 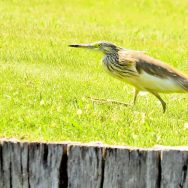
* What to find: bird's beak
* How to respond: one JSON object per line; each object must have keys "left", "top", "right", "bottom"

{"left": 68, "top": 43, "right": 96, "bottom": 49}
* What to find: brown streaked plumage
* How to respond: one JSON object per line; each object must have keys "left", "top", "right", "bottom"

{"left": 69, "top": 41, "right": 188, "bottom": 112}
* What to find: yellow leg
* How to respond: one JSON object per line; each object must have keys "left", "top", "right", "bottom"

{"left": 133, "top": 89, "right": 139, "bottom": 105}
{"left": 147, "top": 90, "right": 166, "bottom": 113}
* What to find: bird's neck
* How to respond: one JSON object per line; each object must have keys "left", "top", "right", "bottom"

{"left": 103, "top": 52, "right": 119, "bottom": 65}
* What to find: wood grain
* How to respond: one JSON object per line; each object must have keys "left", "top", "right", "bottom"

{"left": 1, "top": 140, "right": 188, "bottom": 188}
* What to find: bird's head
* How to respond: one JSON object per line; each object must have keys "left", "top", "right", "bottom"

{"left": 69, "top": 41, "right": 121, "bottom": 54}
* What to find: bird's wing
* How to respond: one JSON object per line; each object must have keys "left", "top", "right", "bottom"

{"left": 119, "top": 50, "right": 188, "bottom": 80}
{"left": 118, "top": 50, "right": 188, "bottom": 92}
{"left": 135, "top": 54, "right": 188, "bottom": 81}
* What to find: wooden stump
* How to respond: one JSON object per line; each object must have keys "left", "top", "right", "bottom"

{"left": 1, "top": 140, "right": 188, "bottom": 188}
{"left": 67, "top": 144, "right": 104, "bottom": 188}
{"left": 160, "top": 149, "right": 188, "bottom": 188}
{"left": 0, "top": 141, "right": 67, "bottom": 188}
{"left": 103, "top": 147, "right": 160, "bottom": 188}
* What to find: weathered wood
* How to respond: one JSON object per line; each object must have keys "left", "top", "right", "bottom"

{"left": 28, "top": 142, "right": 67, "bottom": 188}
{"left": 67, "top": 144, "right": 104, "bottom": 188}
{"left": 0, "top": 142, "right": 3, "bottom": 188}
{"left": 161, "top": 149, "right": 188, "bottom": 188}
{"left": 10, "top": 142, "right": 29, "bottom": 188}
{"left": 1, "top": 140, "right": 188, "bottom": 188}
{"left": 103, "top": 147, "right": 160, "bottom": 188}
{"left": 0, "top": 141, "right": 12, "bottom": 188}
{"left": 0, "top": 141, "right": 67, "bottom": 188}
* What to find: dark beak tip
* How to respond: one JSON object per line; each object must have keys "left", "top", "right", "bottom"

{"left": 68, "top": 44, "right": 79, "bottom": 47}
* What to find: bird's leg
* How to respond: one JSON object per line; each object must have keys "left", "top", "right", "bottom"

{"left": 133, "top": 89, "right": 139, "bottom": 105}
{"left": 147, "top": 90, "right": 166, "bottom": 113}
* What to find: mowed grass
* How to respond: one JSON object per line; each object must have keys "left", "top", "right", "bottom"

{"left": 0, "top": 0, "right": 188, "bottom": 147}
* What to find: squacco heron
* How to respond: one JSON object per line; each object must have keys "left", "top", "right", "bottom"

{"left": 69, "top": 41, "right": 188, "bottom": 113}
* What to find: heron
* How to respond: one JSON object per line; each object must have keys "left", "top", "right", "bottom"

{"left": 69, "top": 41, "right": 188, "bottom": 112}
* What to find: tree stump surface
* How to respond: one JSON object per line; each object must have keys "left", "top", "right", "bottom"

{"left": 0, "top": 139, "right": 188, "bottom": 188}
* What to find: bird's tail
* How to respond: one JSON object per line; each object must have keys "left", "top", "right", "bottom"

{"left": 176, "top": 78, "right": 188, "bottom": 92}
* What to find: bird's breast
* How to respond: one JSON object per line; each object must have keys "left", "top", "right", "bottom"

{"left": 102, "top": 56, "right": 136, "bottom": 80}
{"left": 102, "top": 59, "right": 125, "bottom": 80}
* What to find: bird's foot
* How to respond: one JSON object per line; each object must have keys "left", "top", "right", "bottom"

{"left": 86, "top": 96, "right": 129, "bottom": 106}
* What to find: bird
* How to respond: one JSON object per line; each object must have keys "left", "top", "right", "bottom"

{"left": 69, "top": 41, "right": 188, "bottom": 113}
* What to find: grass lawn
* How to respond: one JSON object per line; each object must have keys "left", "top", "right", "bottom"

{"left": 0, "top": 0, "right": 188, "bottom": 147}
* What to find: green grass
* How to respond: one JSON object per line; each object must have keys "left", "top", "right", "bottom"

{"left": 0, "top": 0, "right": 188, "bottom": 147}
